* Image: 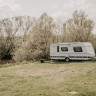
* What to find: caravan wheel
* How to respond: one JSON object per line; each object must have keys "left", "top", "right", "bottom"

{"left": 65, "top": 57, "right": 70, "bottom": 62}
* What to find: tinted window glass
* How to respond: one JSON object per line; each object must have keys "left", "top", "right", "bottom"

{"left": 57, "top": 46, "right": 59, "bottom": 52}
{"left": 73, "top": 47, "right": 82, "bottom": 52}
{"left": 61, "top": 47, "right": 68, "bottom": 51}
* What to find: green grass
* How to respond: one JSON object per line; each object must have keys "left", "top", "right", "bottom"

{"left": 0, "top": 61, "right": 96, "bottom": 96}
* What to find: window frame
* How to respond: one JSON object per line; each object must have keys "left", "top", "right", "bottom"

{"left": 73, "top": 46, "right": 83, "bottom": 52}
{"left": 61, "top": 47, "right": 68, "bottom": 52}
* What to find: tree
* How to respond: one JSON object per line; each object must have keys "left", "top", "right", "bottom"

{"left": 0, "top": 19, "right": 13, "bottom": 59}
{"left": 63, "top": 10, "right": 94, "bottom": 42}
{"left": 0, "top": 16, "right": 36, "bottom": 60}
{"left": 30, "top": 13, "right": 56, "bottom": 59}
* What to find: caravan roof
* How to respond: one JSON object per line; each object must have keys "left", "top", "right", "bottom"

{"left": 51, "top": 42, "right": 92, "bottom": 47}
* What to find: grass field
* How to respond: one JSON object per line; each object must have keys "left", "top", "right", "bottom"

{"left": 0, "top": 61, "right": 96, "bottom": 96}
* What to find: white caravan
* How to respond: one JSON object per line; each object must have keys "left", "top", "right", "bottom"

{"left": 50, "top": 42, "right": 95, "bottom": 62}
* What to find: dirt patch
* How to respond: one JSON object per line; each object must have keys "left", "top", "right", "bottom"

{"left": 16, "top": 66, "right": 79, "bottom": 77}
{"left": 69, "top": 91, "right": 78, "bottom": 95}
{"left": 16, "top": 68, "right": 59, "bottom": 76}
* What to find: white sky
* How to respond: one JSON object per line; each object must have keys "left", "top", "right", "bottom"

{"left": 0, "top": 0, "right": 96, "bottom": 33}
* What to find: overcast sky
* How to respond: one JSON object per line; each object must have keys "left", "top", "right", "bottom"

{"left": 0, "top": 0, "right": 96, "bottom": 33}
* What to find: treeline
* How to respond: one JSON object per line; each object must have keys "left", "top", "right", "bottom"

{"left": 0, "top": 10, "right": 96, "bottom": 62}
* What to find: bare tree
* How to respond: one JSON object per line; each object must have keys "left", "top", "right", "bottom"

{"left": 31, "top": 13, "right": 55, "bottom": 59}
{"left": 0, "top": 17, "right": 23, "bottom": 59}
{"left": 64, "top": 10, "right": 94, "bottom": 42}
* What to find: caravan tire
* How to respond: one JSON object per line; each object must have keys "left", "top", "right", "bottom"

{"left": 65, "top": 57, "right": 70, "bottom": 62}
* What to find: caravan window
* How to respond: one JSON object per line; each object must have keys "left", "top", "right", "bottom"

{"left": 73, "top": 47, "right": 82, "bottom": 52}
{"left": 61, "top": 47, "right": 68, "bottom": 52}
